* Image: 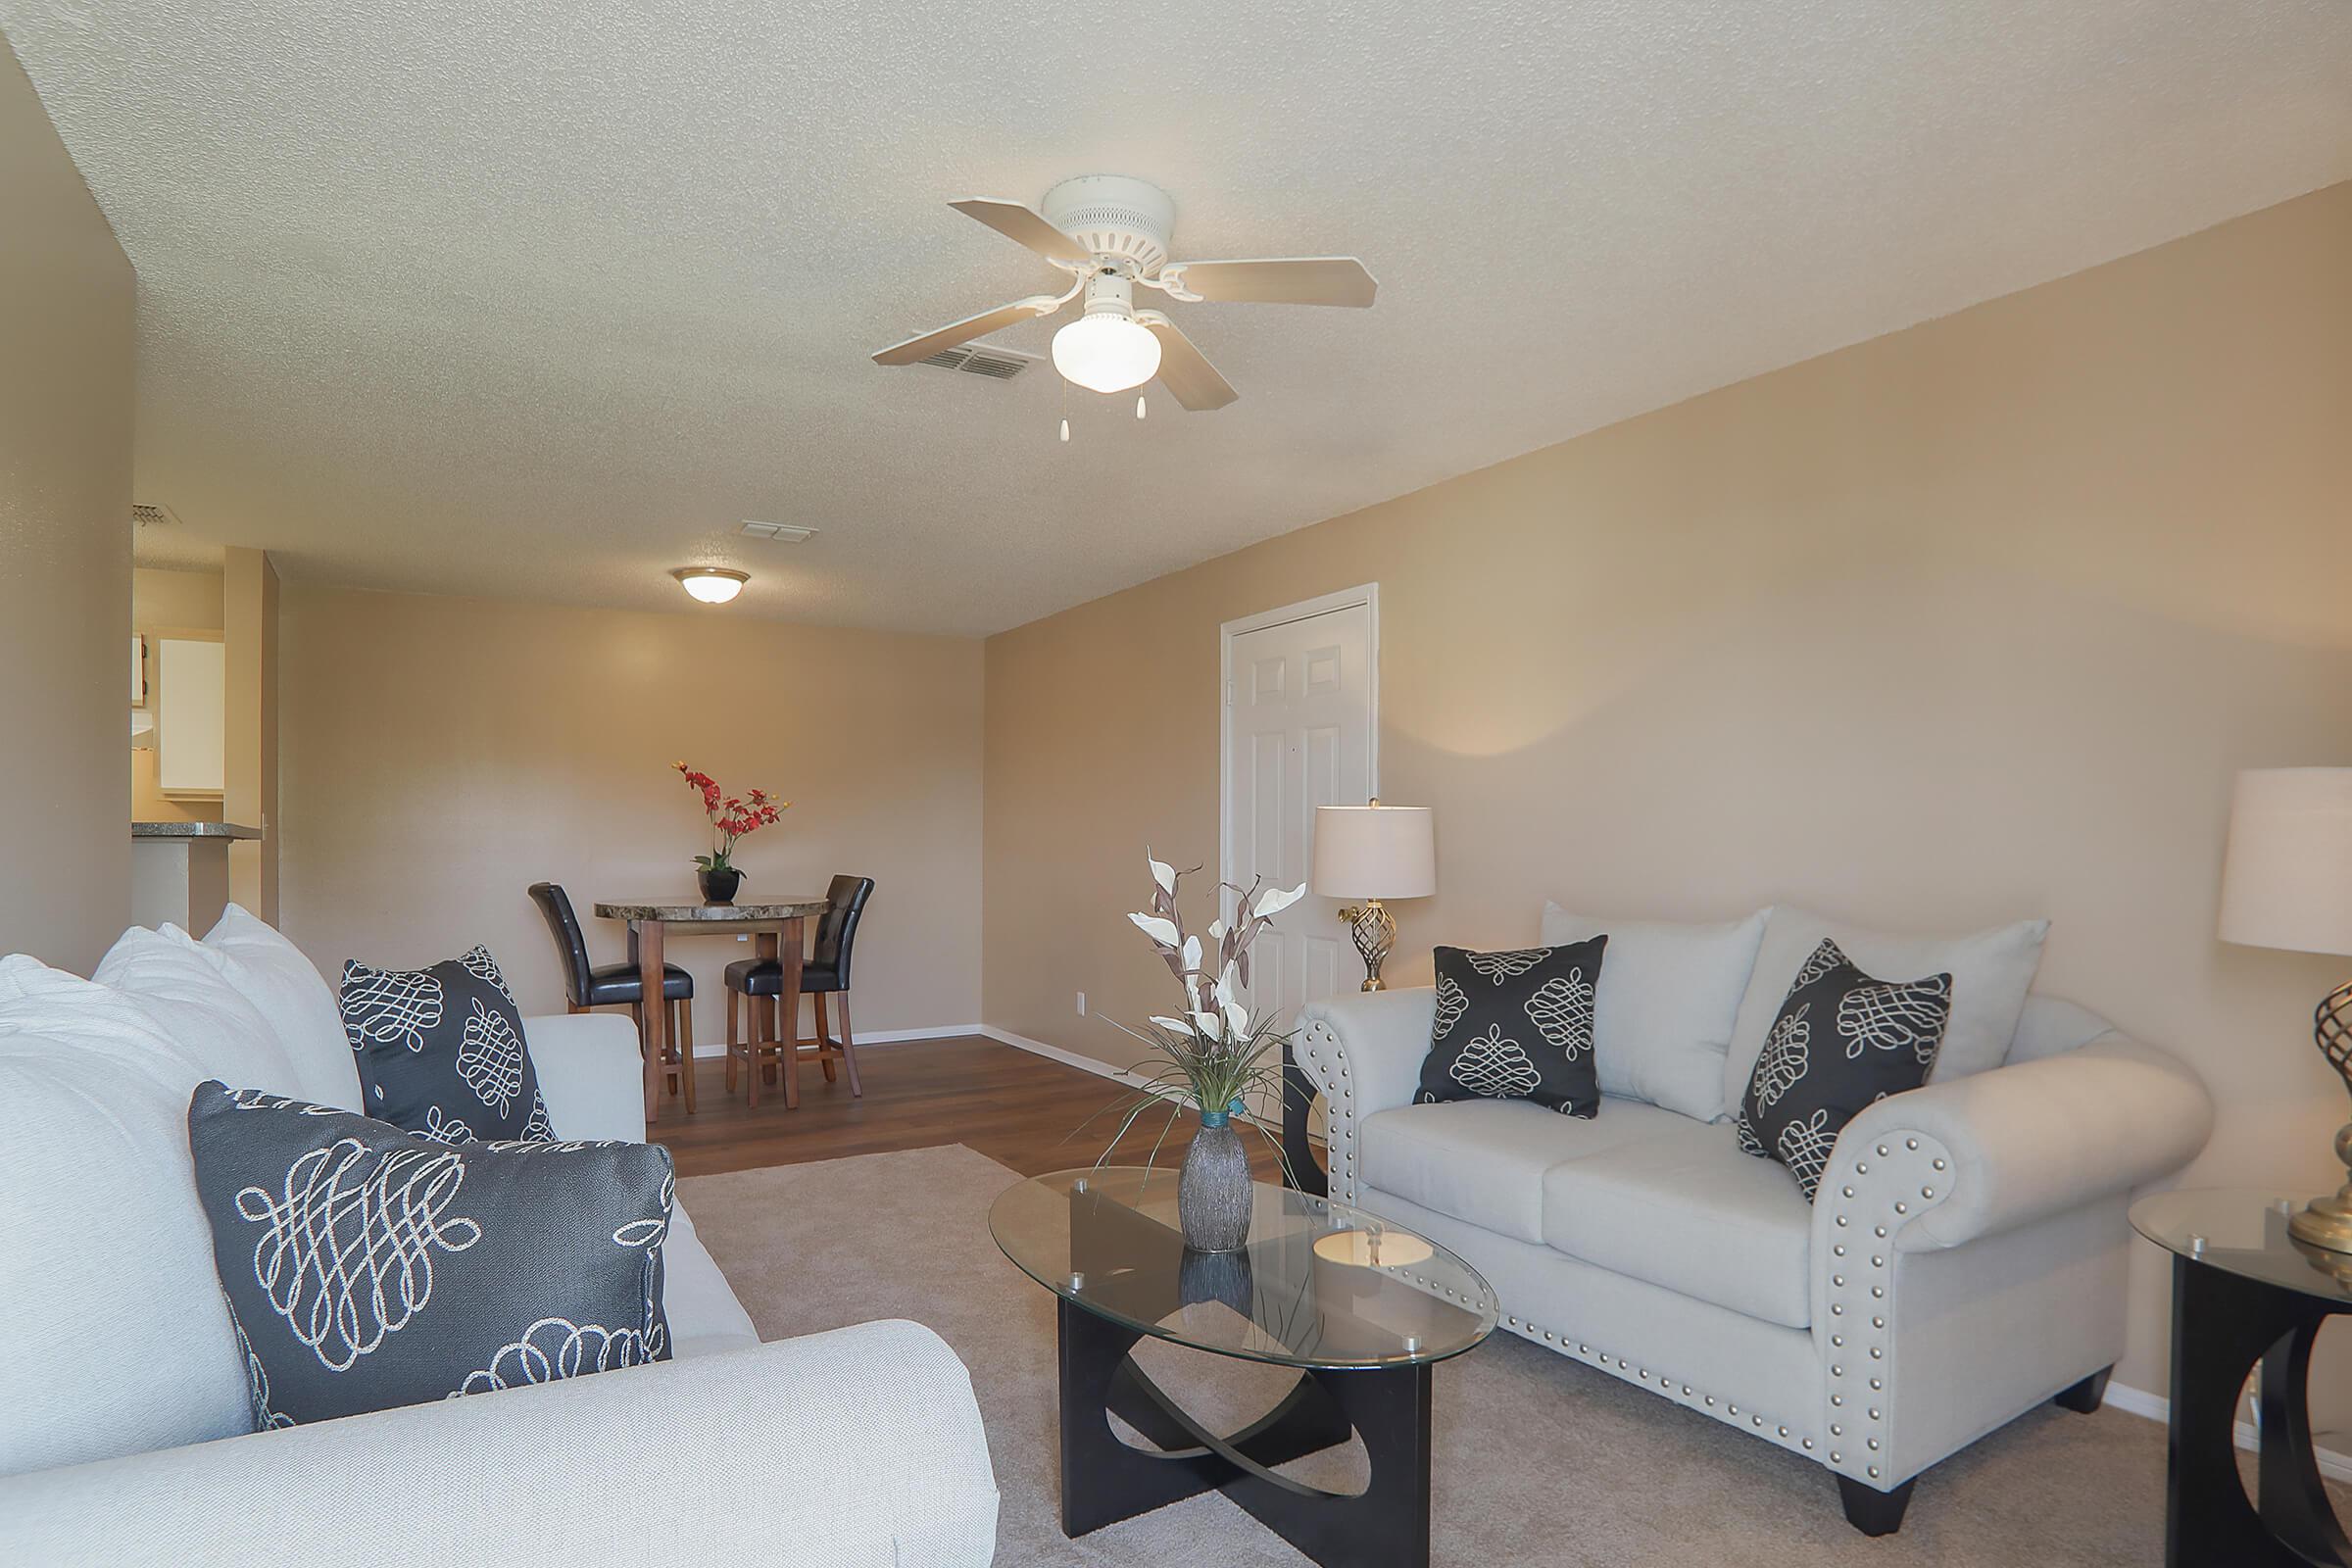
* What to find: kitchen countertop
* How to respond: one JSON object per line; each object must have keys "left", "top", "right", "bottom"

{"left": 131, "top": 821, "right": 264, "bottom": 840}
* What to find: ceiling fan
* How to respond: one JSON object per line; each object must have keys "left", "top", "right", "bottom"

{"left": 871, "top": 174, "right": 1377, "bottom": 411}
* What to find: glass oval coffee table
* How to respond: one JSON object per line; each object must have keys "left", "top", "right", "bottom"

{"left": 990, "top": 1166, "right": 1496, "bottom": 1568}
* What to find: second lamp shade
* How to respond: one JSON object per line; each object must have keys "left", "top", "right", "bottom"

{"left": 1311, "top": 805, "right": 1437, "bottom": 901}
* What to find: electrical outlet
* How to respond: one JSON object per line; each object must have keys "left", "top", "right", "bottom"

{"left": 1075, "top": 991, "right": 1087, "bottom": 1016}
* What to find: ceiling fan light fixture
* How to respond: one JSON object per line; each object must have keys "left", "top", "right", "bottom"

{"left": 1052, "top": 311, "right": 1160, "bottom": 395}
{"left": 671, "top": 565, "right": 749, "bottom": 604}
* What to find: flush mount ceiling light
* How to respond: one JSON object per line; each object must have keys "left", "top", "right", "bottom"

{"left": 671, "top": 566, "right": 749, "bottom": 604}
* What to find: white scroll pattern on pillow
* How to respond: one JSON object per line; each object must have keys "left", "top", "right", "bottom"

{"left": 1465, "top": 948, "right": 1551, "bottom": 986}
{"left": 1775, "top": 1107, "right": 1838, "bottom": 1197}
{"left": 457, "top": 996, "right": 526, "bottom": 1115}
{"left": 1432, "top": 973, "right": 1468, "bottom": 1041}
{"left": 1446, "top": 1023, "right": 1543, "bottom": 1098}
{"left": 1836, "top": 973, "right": 1954, "bottom": 1064}
{"left": 234, "top": 1138, "right": 482, "bottom": 1371}
{"left": 1522, "top": 970, "right": 1596, "bottom": 1060}
{"left": 455, "top": 1315, "right": 659, "bottom": 1396}
{"left": 1751, "top": 1004, "right": 1811, "bottom": 1108}
{"left": 461, "top": 945, "right": 515, "bottom": 1004}
{"left": 341, "top": 963, "right": 445, "bottom": 1054}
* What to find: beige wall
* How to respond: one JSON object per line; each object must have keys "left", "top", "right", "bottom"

{"left": 0, "top": 35, "right": 133, "bottom": 972}
{"left": 984, "top": 182, "right": 2352, "bottom": 1409}
{"left": 279, "top": 585, "right": 984, "bottom": 1041}
{"left": 222, "top": 547, "right": 279, "bottom": 916}
{"left": 130, "top": 565, "right": 224, "bottom": 824}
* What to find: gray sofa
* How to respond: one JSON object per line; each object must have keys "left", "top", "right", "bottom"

{"left": 0, "top": 917, "right": 999, "bottom": 1566}
{"left": 1292, "top": 912, "right": 2213, "bottom": 1535}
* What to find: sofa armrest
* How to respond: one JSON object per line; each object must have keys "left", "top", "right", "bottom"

{"left": 524, "top": 1010, "right": 647, "bottom": 1144}
{"left": 1295, "top": 988, "right": 1438, "bottom": 1202}
{"left": 0, "top": 1319, "right": 999, "bottom": 1568}
{"left": 1820, "top": 1033, "right": 2214, "bottom": 1256}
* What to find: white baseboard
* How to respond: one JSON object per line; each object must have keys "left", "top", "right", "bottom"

{"left": 975, "top": 1025, "right": 1156, "bottom": 1090}
{"left": 2105, "top": 1379, "right": 2352, "bottom": 1483}
{"left": 688, "top": 1022, "right": 983, "bottom": 1059}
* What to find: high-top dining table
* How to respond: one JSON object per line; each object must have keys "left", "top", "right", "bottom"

{"left": 592, "top": 895, "right": 832, "bottom": 1122}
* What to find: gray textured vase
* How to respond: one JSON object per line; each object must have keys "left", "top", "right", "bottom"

{"left": 1178, "top": 1114, "right": 1254, "bottom": 1252}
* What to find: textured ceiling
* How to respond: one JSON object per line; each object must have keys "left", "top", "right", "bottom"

{"left": 6, "top": 1, "right": 2349, "bottom": 636}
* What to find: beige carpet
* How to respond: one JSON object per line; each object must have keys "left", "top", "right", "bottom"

{"left": 682, "top": 1144, "right": 2266, "bottom": 1566}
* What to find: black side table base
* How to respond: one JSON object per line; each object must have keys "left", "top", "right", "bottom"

{"left": 1282, "top": 1039, "right": 1329, "bottom": 1198}
{"left": 2168, "top": 1254, "right": 2352, "bottom": 1567}
{"left": 1056, "top": 1296, "right": 1433, "bottom": 1568}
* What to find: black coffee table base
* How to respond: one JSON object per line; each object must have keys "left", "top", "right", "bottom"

{"left": 1056, "top": 1296, "right": 1434, "bottom": 1568}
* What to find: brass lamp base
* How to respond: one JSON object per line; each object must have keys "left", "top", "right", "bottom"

{"left": 1339, "top": 899, "right": 1396, "bottom": 992}
{"left": 2291, "top": 981, "right": 2352, "bottom": 1253}
{"left": 2288, "top": 1184, "right": 2352, "bottom": 1253}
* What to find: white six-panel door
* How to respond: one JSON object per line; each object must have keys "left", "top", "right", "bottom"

{"left": 1220, "top": 587, "right": 1377, "bottom": 1114}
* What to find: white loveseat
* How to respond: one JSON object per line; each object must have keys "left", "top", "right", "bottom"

{"left": 0, "top": 915, "right": 999, "bottom": 1567}
{"left": 1292, "top": 915, "right": 2214, "bottom": 1536}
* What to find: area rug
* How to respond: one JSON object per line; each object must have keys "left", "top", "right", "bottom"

{"left": 683, "top": 1145, "right": 2246, "bottom": 1566}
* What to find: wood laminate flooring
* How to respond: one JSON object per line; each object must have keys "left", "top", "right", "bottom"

{"left": 658, "top": 1032, "right": 1292, "bottom": 1182}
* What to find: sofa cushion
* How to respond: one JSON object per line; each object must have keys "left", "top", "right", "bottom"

{"left": 341, "top": 946, "right": 550, "bottom": 1143}
{"left": 0, "top": 957, "right": 252, "bottom": 1478}
{"left": 1358, "top": 1096, "right": 1694, "bottom": 1244}
{"left": 1542, "top": 1115, "right": 1817, "bottom": 1328}
{"left": 1540, "top": 904, "right": 1768, "bottom": 1122}
{"left": 1722, "top": 906, "right": 2047, "bottom": 1112}
{"left": 172, "top": 904, "right": 364, "bottom": 1110}
{"left": 92, "top": 925, "right": 305, "bottom": 1101}
{"left": 189, "top": 1082, "right": 673, "bottom": 1428}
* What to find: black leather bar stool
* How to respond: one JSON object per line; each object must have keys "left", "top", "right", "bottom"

{"left": 723, "top": 874, "right": 872, "bottom": 1105}
{"left": 528, "top": 881, "right": 699, "bottom": 1113}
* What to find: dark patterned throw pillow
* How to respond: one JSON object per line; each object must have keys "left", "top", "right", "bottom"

{"left": 187, "top": 1081, "right": 673, "bottom": 1429}
{"left": 1735, "top": 938, "right": 1953, "bottom": 1199}
{"left": 1416, "top": 939, "right": 1607, "bottom": 1117}
{"left": 340, "top": 945, "right": 550, "bottom": 1143}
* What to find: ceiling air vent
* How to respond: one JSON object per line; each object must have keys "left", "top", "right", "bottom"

{"left": 131, "top": 502, "right": 184, "bottom": 527}
{"left": 917, "top": 342, "right": 1038, "bottom": 381}
{"left": 740, "top": 520, "right": 817, "bottom": 544}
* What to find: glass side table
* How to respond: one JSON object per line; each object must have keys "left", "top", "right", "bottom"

{"left": 2131, "top": 1188, "right": 2352, "bottom": 1567}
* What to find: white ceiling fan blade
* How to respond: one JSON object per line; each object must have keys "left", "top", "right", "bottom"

{"left": 1156, "top": 257, "right": 1377, "bottom": 308}
{"left": 871, "top": 295, "right": 1061, "bottom": 367}
{"left": 948, "top": 198, "right": 1095, "bottom": 267}
{"left": 1136, "top": 312, "right": 1238, "bottom": 411}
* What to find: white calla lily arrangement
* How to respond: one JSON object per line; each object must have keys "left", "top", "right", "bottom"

{"left": 1083, "top": 850, "right": 1309, "bottom": 1179}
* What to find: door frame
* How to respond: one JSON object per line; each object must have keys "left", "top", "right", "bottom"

{"left": 1216, "top": 582, "right": 1381, "bottom": 911}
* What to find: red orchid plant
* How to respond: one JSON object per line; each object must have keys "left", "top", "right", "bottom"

{"left": 672, "top": 762, "right": 787, "bottom": 874}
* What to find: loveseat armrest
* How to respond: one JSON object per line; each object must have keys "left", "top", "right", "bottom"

{"left": 1295, "top": 987, "right": 1438, "bottom": 1202}
{"left": 524, "top": 1010, "right": 648, "bottom": 1144}
{"left": 1823, "top": 1033, "right": 2214, "bottom": 1256}
{"left": 0, "top": 1319, "right": 999, "bottom": 1568}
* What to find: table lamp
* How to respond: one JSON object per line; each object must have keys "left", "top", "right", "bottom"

{"left": 1311, "top": 801, "right": 1436, "bottom": 991}
{"left": 2218, "top": 767, "right": 2352, "bottom": 1251}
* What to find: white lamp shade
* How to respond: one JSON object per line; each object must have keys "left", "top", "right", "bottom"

{"left": 1311, "top": 805, "right": 1437, "bottom": 901}
{"left": 2218, "top": 768, "right": 2352, "bottom": 958}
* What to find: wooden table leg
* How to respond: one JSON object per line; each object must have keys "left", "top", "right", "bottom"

{"left": 637, "top": 918, "right": 665, "bottom": 1126}
{"left": 780, "top": 915, "right": 805, "bottom": 1110}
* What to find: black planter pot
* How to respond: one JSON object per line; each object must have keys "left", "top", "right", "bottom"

{"left": 698, "top": 865, "right": 743, "bottom": 905}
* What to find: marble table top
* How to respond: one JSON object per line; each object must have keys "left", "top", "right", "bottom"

{"left": 593, "top": 896, "right": 830, "bottom": 921}
{"left": 131, "top": 821, "right": 265, "bottom": 840}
